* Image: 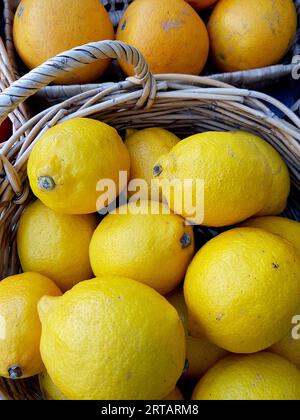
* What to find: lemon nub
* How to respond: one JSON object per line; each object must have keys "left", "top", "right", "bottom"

{"left": 183, "top": 359, "right": 190, "bottom": 373}
{"left": 181, "top": 233, "right": 192, "bottom": 249}
{"left": 153, "top": 165, "right": 163, "bottom": 177}
{"left": 8, "top": 365, "right": 23, "bottom": 380}
{"left": 38, "top": 176, "right": 56, "bottom": 192}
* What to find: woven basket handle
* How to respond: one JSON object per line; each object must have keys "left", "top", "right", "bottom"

{"left": 0, "top": 40, "right": 156, "bottom": 122}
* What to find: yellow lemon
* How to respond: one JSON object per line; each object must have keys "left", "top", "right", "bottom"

{"left": 40, "top": 372, "right": 184, "bottom": 401}
{"left": 192, "top": 352, "right": 300, "bottom": 401}
{"left": 0, "top": 273, "right": 61, "bottom": 379}
{"left": 154, "top": 131, "right": 272, "bottom": 227}
{"left": 208, "top": 0, "right": 297, "bottom": 72}
{"left": 125, "top": 128, "right": 180, "bottom": 200}
{"left": 184, "top": 228, "right": 300, "bottom": 354}
{"left": 13, "top": 0, "right": 114, "bottom": 85}
{"left": 163, "top": 387, "right": 184, "bottom": 400}
{"left": 125, "top": 129, "right": 138, "bottom": 139}
{"left": 17, "top": 200, "right": 98, "bottom": 292}
{"left": 237, "top": 132, "right": 290, "bottom": 215}
{"left": 89, "top": 201, "right": 195, "bottom": 295}
{"left": 27, "top": 118, "right": 130, "bottom": 215}
{"left": 270, "top": 329, "right": 300, "bottom": 370}
{"left": 167, "top": 288, "right": 227, "bottom": 379}
{"left": 39, "top": 372, "right": 68, "bottom": 400}
{"left": 38, "top": 276, "right": 186, "bottom": 400}
{"left": 241, "top": 216, "right": 300, "bottom": 253}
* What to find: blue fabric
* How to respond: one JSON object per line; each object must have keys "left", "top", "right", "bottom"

{"left": 262, "top": 77, "right": 300, "bottom": 116}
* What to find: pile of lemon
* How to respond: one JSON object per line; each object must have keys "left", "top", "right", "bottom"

{"left": 13, "top": 0, "right": 297, "bottom": 84}
{"left": 1, "top": 117, "right": 300, "bottom": 401}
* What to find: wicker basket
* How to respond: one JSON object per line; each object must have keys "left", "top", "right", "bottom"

{"left": 0, "top": 40, "right": 300, "bottom": 400}
{"left": 0, "top": 24, "right": 29, "bottom": 131}
{"left": 1, "top": 0, "right": 300, "bottom": 107}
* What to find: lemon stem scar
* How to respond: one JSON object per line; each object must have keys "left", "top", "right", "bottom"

{"left": 181, "top": 233, "right": 192, "bottom": 249}
{"left": 183, "top": 359, "right": 190, "bottom": 373}
{"left": 153, "top": 165, "right": 163, "bottom": 177}
{"left": 8, "top": 365, "right": 23, "bottom": 380}
{"left": 38, "top": 176, "right": 56, "bottom": 192}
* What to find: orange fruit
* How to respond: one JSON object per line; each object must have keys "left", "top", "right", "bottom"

{"left": 186, "top": 0, "right": 218, "bottom": 10}
{"left": 208, "top": 0, "right": 297, "bottom": 72}
{"left": 116, "top": 0, "right": 209, "bottom": 76}
{"left": 13, "top": 0, "right": 114, "bottom": 85}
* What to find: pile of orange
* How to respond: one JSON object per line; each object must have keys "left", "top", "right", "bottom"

{"left": 13, "top": 0, "right": 297, "bottom": 84}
